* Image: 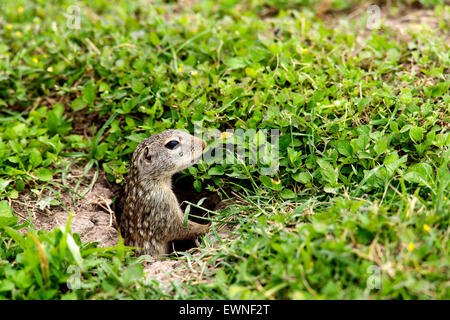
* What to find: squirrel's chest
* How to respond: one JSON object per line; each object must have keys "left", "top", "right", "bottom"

{"left": 125, "top": 184, "right": 180, "bottom": 233}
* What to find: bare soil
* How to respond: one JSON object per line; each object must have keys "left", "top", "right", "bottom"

{"left": 11, "top": 166, "right": 120, "bottom": 247}
{"left": 318, "top": 1, "right": 449, "bottom": 44}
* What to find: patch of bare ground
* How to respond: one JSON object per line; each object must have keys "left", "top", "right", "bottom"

{"left": 318, "top": 1, "right": 449, "bottom": 44}
{"left": 11, "top": 164, "right": 120, "bottom": 247}
{"left": 142, "top": 224, "right": 236, "bottom": 288}
{"left": 383, "top": 6, "right": 448, "bottom": 45}
{"left": 317, "top": 1, "right": 448, "bottom": 92}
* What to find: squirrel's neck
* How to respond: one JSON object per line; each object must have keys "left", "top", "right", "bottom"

{"left": 136, "top": 175, "right": 172, "bottom": 195}
{"left": 124, "top": 167, "right": 178, "bottom": 217}
{"left": 128, "top": 164, "right": 173, "bottom": 191}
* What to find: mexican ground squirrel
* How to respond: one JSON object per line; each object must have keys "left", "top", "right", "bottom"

{"left": 120, "top": 129, "right": 210, "bottom": 256}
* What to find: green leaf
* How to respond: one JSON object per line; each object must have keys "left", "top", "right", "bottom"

{"left": 45, "top": 103, "right": 66, "bottom": 134}
{"left": 12, "top": 123, "right": 27, "bottom": 137}
{"left": 0, "top": 179, "right": 11, "bottom": 193}
{"left": 149, "top": 32, "right": 161, "bottom": 46}
{"left": 82, "top": 82, "right": 97, "bottom": 105}
{"left": 0, "top": 201, "right": 18, "bottom": 228}
{"left": 281, "top": 189, "right": 296, "bottom": 199}
{"left": 245, "top": 67, "right": 257, "bottom": 78}
{"left": 66, "top": 231, "right": 83, "bottom": 267}
{"left": 122, "top": 263, "right": 144, "bottom": 285}
{"left": 29, "top": 149, "right": 43, "bottom": 168}
{"left": 337, "top": 141, "right": 353, "bottom": 157}
{"left": 121, "top": 98, "right": 138, "bottom": 113}
{"left": 0, "top": 280, "right": 15, "bottom": 292}
{"left": 259, "top": 175, "right": 282, "bottom": 190}
{"left": 259, "top": 175, "right": 272, "bottom": 189}
{"left": 409, "top": 127, "right": 424, "bottom": 143}
{"left": 426, "top": 81, "right": 449, "bottom": 98}
{"left": 131, "top": 79, "right": 145, "bottom": 94}
{"left": 224, "top": 57, "right": 247, "bottom": 69}
{"left": 355, "top": 226, "right": 375, "bottom": 245}
{"left": 193, "top": 179, "right": 202, "bottom": 192}
{"left": 34, "top": 167, "right": 53, "bottom": 182}
{"left": 324, "top": 185, "right": 339, "bottom": 194}
{"left": 248, "top": 47, "right": 269, "bottom": 62}
{"left": 404, "top": 163, "right": 434, "bottom": 188}
{"left": 293, "top": 172, "right": 311, "bottom": 184}
{"left": 355, "top": 134, "right": 369, "bottom": 151}
{"left": 384, "top": 152, "right": 407, "bottom": 176}
{"left": 317, "top": 159, "right": 338, "bottom": 184}
{"left": 0, "top": 200, "right": 13, "bottom": 217}
{"left": 71, "top": 97, "right": 87, "bottom": 111}
{"left": 374, "top": 135, "right": 389, "bottom": 155}
{"left": 3, "top": 226, "right": 26, "bottom": 247}
{"left": 208, "top": 167, "right": 225, "bottom": 175}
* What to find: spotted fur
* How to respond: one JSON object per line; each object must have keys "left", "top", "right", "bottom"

{"left": 120, "top": 129, "right": 209, "bottom": 256}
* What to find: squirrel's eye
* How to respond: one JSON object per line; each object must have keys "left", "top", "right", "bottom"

{"left": 165, "top": 140, "right": 179, "bottom": 150}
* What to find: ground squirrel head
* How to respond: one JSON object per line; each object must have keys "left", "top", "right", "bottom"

{"left": 130, "top": 129, "right": 206, "bottom": 181}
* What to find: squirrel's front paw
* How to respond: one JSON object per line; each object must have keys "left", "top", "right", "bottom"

{"left": 198, "top": 222, "right": 211, "bottom": 235}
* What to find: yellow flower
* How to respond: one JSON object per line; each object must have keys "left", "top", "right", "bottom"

{"left": 32, "top": 57, "right": 38, "bottom": 64}
{"left": 6, "top": 24, "right": 13, "bottom": 30}
{"left": 423, "top": 224, "right": 430, "bottom": 232}
{"left": 407, "top": 243, "right": 415, "bottom": 251}
{"left": 191, "top": 70, "right": 198, "bottom": 76}
{"left": 177, "top": 67, "right": 183, "bottom": 73}
{"left": 15, "top": 31, "right": 22, "bottom": 37}
{"left": 47, "top": 66, "right": 53, "bottom": 72}
{"left": 302, "top": 48, "right": 308, "bottom": 54}
{"left": 18, "top": 6, "right": 24, "bottom": 14}
{"left": 221, "top": 131, "right": 233, "bottom": 139}
{"left": 271, "top": 178, "right": 281, "bottom": 185}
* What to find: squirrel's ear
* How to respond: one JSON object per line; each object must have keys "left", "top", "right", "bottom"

{"left": 143, "top": 147, "right": 151, "bottom": 161}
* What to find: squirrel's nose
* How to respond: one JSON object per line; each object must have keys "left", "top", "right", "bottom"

{"left": 201, "top": 140, "right": 206, "bottom": 150}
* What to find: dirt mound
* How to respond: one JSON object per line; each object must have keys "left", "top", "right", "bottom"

{"left": 11, "top": 166, "right": 119, "bottom": 247}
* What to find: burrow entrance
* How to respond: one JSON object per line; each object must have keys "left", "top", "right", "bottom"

{"left": 170, "top": 174, "right": 223, "bottom": 254}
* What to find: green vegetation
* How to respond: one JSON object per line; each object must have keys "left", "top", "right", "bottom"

{"left": 0, "top": 0, "right": 449, "bottom": 299}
